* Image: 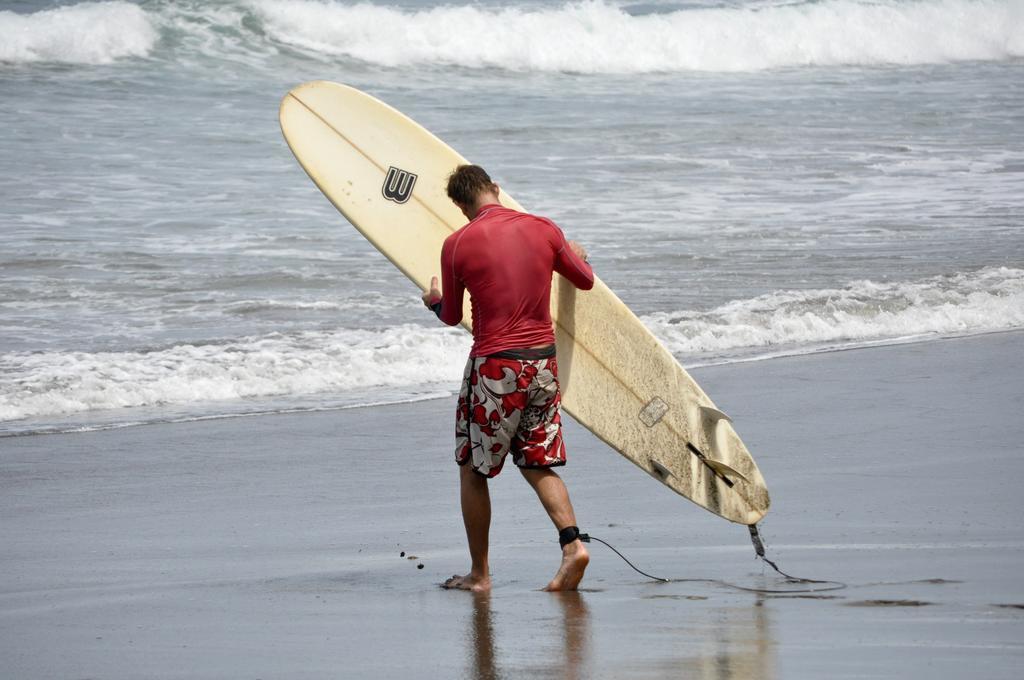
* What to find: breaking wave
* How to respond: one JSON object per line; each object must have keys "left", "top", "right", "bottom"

{"left": 0, "top": 1, "right": 158, "bottom": 65}
{"left": 2, "top": 267, "right": 1021, "bottom": 427}
{"left": 645, "top": 266, "right": 1024, "bottom": 361}
{"left": 253, "top": 0, "right": 1024, "bottom": 72}
{"left": 2, "top": 0, "right": 1021, "bottom": 71}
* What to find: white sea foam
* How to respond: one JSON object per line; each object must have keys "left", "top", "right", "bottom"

{"left": 0, "top": 1, "right": 158, "bottom": 65}
{"left": 225, "top": 299, "right": 344, "bottom": 314}
{"left": 2, "top": 268, "right": 1021, "bottom": 425}
{"left": 253, "top": 0, "right": 1024, "bottom": 73}
{"left": 0, "top": 325, "right": 470, "bottom": 423}
{"left": 643, "top": 267, "right": 1024, "bottom": 359}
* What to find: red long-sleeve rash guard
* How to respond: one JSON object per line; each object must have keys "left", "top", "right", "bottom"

{"left": 435, "top": 204, "right": 594, "bottom": 357}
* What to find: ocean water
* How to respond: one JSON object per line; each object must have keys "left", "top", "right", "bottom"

{"left": 1, "top": 0, "right": 1022, "bottom": 435}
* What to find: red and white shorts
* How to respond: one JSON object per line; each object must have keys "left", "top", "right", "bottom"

{"left": 455, "top": 353, "right": 565, "bottom": 478}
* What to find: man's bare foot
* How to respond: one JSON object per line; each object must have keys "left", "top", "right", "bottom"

{"left": 441, "top": 573, "right": 492, "bottom": 593}
{"left": 544, "top": 541, "right": 589, "bottom": 591}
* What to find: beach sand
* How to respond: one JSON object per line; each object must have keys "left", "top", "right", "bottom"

{"left": 2, "top": 331, "right": 1022, "bottom": 678}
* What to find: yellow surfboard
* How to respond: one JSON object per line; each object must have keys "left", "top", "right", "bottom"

{"left": 280, "top": 81, "right": 769, "bottom": 524}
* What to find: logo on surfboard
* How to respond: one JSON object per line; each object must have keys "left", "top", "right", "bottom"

{"left": 382, "top": 166, "right": 417, "bottom": 204}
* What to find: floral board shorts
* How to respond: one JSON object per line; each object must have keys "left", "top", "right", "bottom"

{"left": 456, "top": 353, "right": 566, "bottom": 478}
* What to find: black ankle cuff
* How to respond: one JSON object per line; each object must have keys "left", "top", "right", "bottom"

{"left": 558, "top": 526, "right": 581, "bottom": 547}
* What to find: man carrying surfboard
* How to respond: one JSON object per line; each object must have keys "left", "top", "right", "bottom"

{"left": 422, "top": 164, "right": 595, "bottom": 593}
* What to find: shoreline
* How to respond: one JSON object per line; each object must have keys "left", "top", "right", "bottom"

{"left": 4, "top": 326, "right": 1020, "bottom": 439}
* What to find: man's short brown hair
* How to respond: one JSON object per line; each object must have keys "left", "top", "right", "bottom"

{"left": 446, "top": 164, "right": 496, "bottom": 207}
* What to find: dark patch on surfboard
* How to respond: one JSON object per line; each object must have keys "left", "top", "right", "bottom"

{"left": 845, "top": 599, "right": 933, "bottom": 607}
{"left": 705, "top": 463, "right": 721, "bottom": 513}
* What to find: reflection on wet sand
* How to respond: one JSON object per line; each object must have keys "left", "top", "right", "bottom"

{"left": 640, "top": 596, "right": 777, "bottom": 679}
{"left": 553, "top": 592, "right": 592, "bottom": 680}
{"left": 696, "top": 599, "right": 775, "bottom": 680}
{"left": 468, "top": 592, "right": 500, "bottom": 680}
{"left": 465, "top": 591, "right": 592, "bottom": 680}
{"left": 462, "top": 589, "right": 774, "bottom": 679}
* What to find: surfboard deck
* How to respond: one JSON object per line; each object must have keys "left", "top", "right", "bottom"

{"left": 279, "top": 81, "right": 769, "bottom": 525}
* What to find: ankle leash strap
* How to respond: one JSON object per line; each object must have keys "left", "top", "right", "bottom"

{"left": 559, "top": 526, "right": 590, "bottom": 547}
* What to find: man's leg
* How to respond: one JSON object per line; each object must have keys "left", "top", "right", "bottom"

{"left": 443, "top": 463, "right": 492, "bottom": 592}
{"left": 519, "top": 467, "right": 589, "bottom": 591}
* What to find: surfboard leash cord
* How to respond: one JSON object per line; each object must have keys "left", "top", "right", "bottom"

{"left": 580, "top": 527, "right": 847, "bottom": 594}
{"left": 578, "top": 533, "right": 671, "bottom": 583}
{"left": 745, "top": 523, "right": 845, "bottom": 591}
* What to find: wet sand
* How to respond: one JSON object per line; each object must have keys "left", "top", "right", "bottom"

{"left": 2, "top": 331, "right": 1022, "bottom": 678}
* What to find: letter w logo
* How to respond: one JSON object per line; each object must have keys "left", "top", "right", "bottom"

{"left": 382, "top": 166, "right": 417, "bottom": 204}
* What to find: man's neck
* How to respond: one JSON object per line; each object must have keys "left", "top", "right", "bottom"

{"left": 466, "top": 192, "right": 501, "bottom": 220}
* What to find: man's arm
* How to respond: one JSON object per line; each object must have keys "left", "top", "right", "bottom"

{"left": 421, "top": 239, "right": 464, "bottom": 326}
{"left": 548, "top": 222, "right": 594, "bottom": 291}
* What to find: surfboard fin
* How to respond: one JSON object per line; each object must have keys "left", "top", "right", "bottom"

{"left": 699, "top": 405, "right": 732, "bottom": 423}
{"left": 701, "top": 458, "right": 750, "bottom": 484}
{"left": 650, "top": 459, "right": 672, "bottom": 480}
{"left": 685, "top": 442, "right": 748, "bottom": 486}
